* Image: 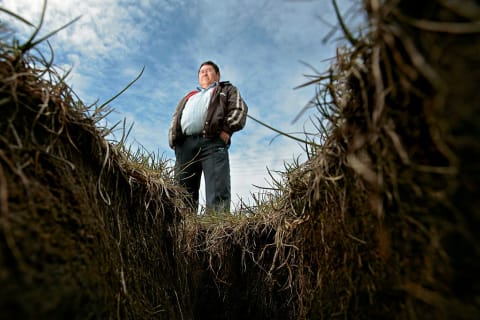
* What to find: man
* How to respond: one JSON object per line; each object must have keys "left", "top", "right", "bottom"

{"left": 168, "top": 61, "right": 248, "bottom": 213}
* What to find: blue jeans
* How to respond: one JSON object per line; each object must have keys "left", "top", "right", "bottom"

{"left": 174, "top": 135, "right": 231, "bottom": 213}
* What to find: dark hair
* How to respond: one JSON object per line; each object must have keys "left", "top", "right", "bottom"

{"left": 198, "top": 60, "right": 220, "bottom": 75}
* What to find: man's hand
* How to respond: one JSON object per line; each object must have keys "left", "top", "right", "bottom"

{"left": 220, "top": 131, "right": 230, "bottom": 145}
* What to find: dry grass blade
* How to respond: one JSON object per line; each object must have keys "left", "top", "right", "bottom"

{"left": 394, "top": 9, "right": 480, "bottom": 33}
{"left": 0, "top": 7, "right": 34, "bottom": 27}
{"left": 96, "top": 66, "right": 145, "bottom": 112}
{"left": 247, "top": 114, "right": 319, "bottom": 148}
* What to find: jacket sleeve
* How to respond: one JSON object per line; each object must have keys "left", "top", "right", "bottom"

{"left": 168, "top": 115, "right": 176, "bottom": 149}
{"left": 223, "top": 85, "right": 248, "bottom": 134}
{"left": 168, "top": 96, "right": 187, "bottom": 149}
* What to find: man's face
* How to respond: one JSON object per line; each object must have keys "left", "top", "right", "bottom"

{"left": 198, "top": 64, "right": 219, "bottom": 89}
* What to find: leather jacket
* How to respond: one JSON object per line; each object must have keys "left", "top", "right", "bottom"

{"left": 168, "top": 81, "right": 248, "bottom": 148}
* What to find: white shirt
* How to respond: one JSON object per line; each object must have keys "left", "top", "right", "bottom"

{"left": 181, "top": 83, "right": 217, "bottom": 135}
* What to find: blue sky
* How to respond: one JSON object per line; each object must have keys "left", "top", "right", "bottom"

{"left": 2, "top": 0, "right": 363, "bottom": 209}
